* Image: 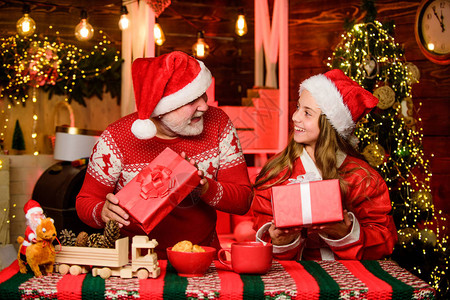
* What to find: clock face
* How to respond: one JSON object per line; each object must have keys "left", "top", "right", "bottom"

{"left": 416, "top": 0, "right": 450, "bottom": 64}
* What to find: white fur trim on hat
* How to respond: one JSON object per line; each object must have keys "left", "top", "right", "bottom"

{"left": 131, "top": 118, "right": 157, "bottom": 140}
{"left": 152, "top": 60, "right": 212, "bottom": 116}
{"left": 299, "top": 74, "right": 354, "bottom": 139}
{"left": 25, "top": 206, "right": 43, "bottom": 220}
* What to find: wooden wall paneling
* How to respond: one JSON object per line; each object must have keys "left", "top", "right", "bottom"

{"left": 422, "top": 137, "right": 450, "bottom": 161}
{"left": 410, "top": 64, "right": 450, "bottom": 98}
{"left": 430, "top": 173, "right": 450, "bottom": 214}
{"left": 158, "top": 0, "right": 254, "bottom": 105}
{"left": 412, "top": 98, "right": 450, "bottom": 136}
{"left": 0, "top": 1, "right": 123, "bottom": 48}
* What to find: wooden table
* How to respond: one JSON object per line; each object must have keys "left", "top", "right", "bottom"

{"left": 0, "top": 259, "right": 435, "bottom": 299}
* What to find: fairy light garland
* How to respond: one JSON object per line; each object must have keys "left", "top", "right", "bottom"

{"left": 31, "top": 87, "right": 38, "bottom": 155}
{"left": 328, "top": 20, "right": 449, "bottom": 297}
{"left": 0, "top": 27, "right": 122, "bottom": 155}
{"left": 0, "top": 105, "right": 10, "bottom": 153}
{"left": 0, "top": 28, "right": 122, "bottom": 108}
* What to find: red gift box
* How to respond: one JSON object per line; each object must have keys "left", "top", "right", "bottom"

{"left": 116, "top": 147, "right": 200, "bottom": 234}
{"left": 271, "top": 179, "right": 343, "bottom": 228}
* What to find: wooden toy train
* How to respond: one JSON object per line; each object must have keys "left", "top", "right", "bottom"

{"left": 55, "top": 235, "right": 161, "bottom": 279}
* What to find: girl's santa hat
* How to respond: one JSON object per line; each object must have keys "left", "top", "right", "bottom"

{"left": 24, "top": 199, "right": 43, "bottom": 219}
{"left": 131, "top": 51, "right": 212, "bottom": 139}
{"left": 299, "top": 69, "right": 378, "bottom": 141}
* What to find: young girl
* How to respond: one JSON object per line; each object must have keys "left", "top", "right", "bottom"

{"left": 252, "top": 69, "right": 398, "bottom": 260}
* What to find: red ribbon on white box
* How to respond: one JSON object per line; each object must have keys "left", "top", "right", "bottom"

{"left": 300, "top": 182, "right": 313, "bottom": 225}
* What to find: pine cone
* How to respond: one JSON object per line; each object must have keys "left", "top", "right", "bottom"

{"left": 59, "top": 229, "right": 76, "bottom": 246}
{"left": 103, "top": 220, "right": 121, "bottom": 248}
{"left": 87, "top": 233, "right": 102, "bottom": 247}
{"left": 75, "top": 231, "right": 89, "bottom": 247}
{"left": 95, "top": 235, "right": 108, "bottom": 248}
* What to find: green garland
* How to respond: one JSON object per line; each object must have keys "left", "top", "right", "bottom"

{"left": 0, "top": 34, "right": 122, "bottom": 106}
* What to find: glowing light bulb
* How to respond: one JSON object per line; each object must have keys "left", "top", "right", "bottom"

{"left": 75, "top": 10, "right": 94, "bottom": 41}
{"left": 118, "top": 6, "right": 129, "bottom": 30}
{"left": 192, "top": 31, "right": 209, "bottom": 58}
{"left": 154, "top": 23, "right": 166, "bottom": 46}
{"left": 235, "top": 14, "right": 248, "bottom": 36}
{"left": 119, "top": 15, "right": 129, "bottom": 30}
{"left": 16, "top": 5, "right": 36, "bottom": 37}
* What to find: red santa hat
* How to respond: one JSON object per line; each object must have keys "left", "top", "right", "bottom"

{"left": 131, "top": 51, "right": 212, "bottom": 139}
{"left": 24, "top": 199, "right": 43, "bottom": 219}
{"left": 299, "top": 69, "right": 378, "bottom": 141}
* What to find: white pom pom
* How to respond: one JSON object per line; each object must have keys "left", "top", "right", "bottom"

{"left": 131, "top": 119, "right": 157, "bottom": 139}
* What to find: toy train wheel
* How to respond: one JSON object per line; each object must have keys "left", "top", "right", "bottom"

{"left": 136, "top": 269, "right": 149, "bottom": 279}
{"left": 58, "top": 264, "right": 70, "bottom": 275}
{"left": 99, "top": 267, "right": 112, "bottom": 279}
{"left": 70, "top": 265, "right": 82, "bottom": 276}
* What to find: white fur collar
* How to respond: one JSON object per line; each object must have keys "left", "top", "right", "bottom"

{"left": 288, "top": 149, "right": 347, "bottom": 184}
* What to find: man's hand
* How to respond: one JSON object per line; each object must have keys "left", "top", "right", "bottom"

{"left": 268, "top": 223, "right": 303, "bottom": 246}
{"left": 181, "top": 152, "right": 209, "bottom": 195}
{"left": 101, "top": 193, "right": 130, "bottom": 228}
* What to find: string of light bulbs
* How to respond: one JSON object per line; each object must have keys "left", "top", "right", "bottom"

{"left": 16, "top": 4, "right": 36, "bottom": 37}
{"left": 14, "top": 2, "right": 248, "bottom": 58}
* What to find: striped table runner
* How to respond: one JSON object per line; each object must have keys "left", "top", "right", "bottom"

{"left": 0, "top": 259, "right": 435, "bottom": 299}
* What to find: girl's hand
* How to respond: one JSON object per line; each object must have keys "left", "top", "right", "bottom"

{"left": 310, "top": 210, "right": 352, "bottom": 239}
{"left": 268, "top": 223, "right": 303, "bottom": 245}
{"left": 181, "top": 152, "right": 209, "bottom": 195}
{"left": 101, "top": 193, "right": 130, "bottom": 228}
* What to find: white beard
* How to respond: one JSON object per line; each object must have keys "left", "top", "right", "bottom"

{"left": 161, "top": 112, "right": 204, "bottom": 136}
{"left": 27, "top": 218, "right": 40, "bottom": 232}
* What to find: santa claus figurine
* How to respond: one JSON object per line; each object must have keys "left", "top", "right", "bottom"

{"left": 19, "top": 199, "right": 45, "bottom": 260}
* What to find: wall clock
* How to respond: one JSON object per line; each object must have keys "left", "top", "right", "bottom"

{"left": 415, "top": 0, "right": 450, "bottom": 64}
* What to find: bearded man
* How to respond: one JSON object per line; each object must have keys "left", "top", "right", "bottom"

{"left": 76, "top": 51, "right": 251, "bottom": 258}
{"left": 19, "top": 199, "right": 45, "bottom": 260}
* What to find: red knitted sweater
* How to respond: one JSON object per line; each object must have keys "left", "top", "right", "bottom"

{"left": 76, "top": 107, "right": 251, "bottom": 258}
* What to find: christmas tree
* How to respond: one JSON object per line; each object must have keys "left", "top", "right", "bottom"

{"left": 328, "top": 1, "right": 449, "bottom": 298}
{"left": 12, "top": 119, "right": 25, "bottom": 151}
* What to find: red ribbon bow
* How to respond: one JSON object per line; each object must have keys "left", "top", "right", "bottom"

{"left": 136, "top": 165, "right": 173, "bottom": 200}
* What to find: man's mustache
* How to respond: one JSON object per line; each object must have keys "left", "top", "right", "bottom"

{"left": 188, "top": 112, "right": 205, "bottom": 123}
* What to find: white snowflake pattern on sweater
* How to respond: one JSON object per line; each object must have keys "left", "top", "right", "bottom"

{"left": 86, "top": 107, "right": 245, "bottom": 195}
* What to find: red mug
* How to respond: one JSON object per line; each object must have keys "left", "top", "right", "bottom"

{"left": 218, "top": 241, "right": 273, "bottom": 274}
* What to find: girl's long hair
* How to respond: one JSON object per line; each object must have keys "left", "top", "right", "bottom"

{"left": 253, "top": 114, "right": 363, "bottom": 193}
